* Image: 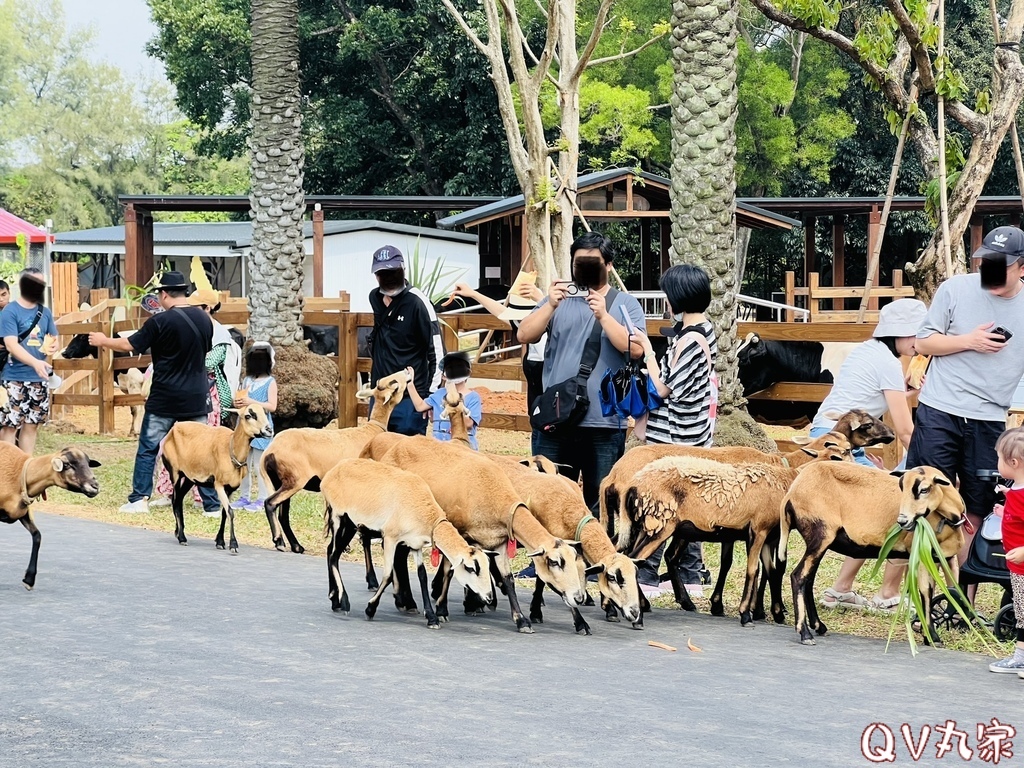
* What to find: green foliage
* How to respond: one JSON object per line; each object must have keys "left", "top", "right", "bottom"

{"left": 852, "top": 10, "right": 900, "bottom": 72}
{"left": 920, "top": 134, "right": 966, "bottom": 223}
{"left": 777, "top": 0, "right": 841, "bottom": 27}
{"left": 0, "top": 236, "right": 26, "bottom": 283}
{"left": 406, "top": 238, "right": 466, "bottom": 304}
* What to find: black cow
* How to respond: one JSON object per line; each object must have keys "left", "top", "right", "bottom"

{"left": 302, "top": 325, "right": 371, "bottom": 358}
{"left": 737, "top": 333, "right": 856, "bottom": 425}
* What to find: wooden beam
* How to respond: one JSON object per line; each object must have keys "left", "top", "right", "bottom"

{"left": 746, "top": 382, "right": 834, "bottom": 401}
{"left": 338, "top": 312, "right": 358, "bottom": 427}
{"left": 803, "top": 216, "right": 815, "bottom": 287}
{"left": 312, "top": 205, "right": 324, "bottom": 298}
{"left": 626, "top": 175, "right": 634, "bottom": 212}
{"left": 832, "top": 215, "right": 845, "bottom": 310}
{"left": 640, "top": 219, "right": 653, "bottom": 290}
{"left": 124, "top": 204, "right": 140, "bottom": 288}
{"left": 660, "top": 219, "right": 670, "bottom": 272}
{"left": 970, "top": 216, "right": 984, "bottom": 265}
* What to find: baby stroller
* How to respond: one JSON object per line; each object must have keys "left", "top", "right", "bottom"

{"left": 930, "top": 470, "right": 1016, "bottom": 641}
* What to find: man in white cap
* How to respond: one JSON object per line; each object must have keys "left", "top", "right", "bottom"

{"left": 908, "top": 225, "right": 1024, "bottom": 580}
{"left": 367, "top": 245, "right": 444, "bottom": 435}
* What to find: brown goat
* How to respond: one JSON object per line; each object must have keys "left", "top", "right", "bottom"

{"left": 321, "top": 459, "right": 493, "bottom": 627}
{"left": 260, "top": 370, "right": 410, "bottom": 554}
{"left": 162, "top": 403, "right": 272, "bottom": 553}
{"left": 0, "top": 443, "right": 100, "bottom": 589}
{"left": 381, "top": 435, "right": 587, "bottom": 633}
{"left": 489, "top": 457, "right": 643, "bottom": 633}
{"left": 780, "top": 463, "right": 966, "bottom": 645}
{"left": 609, "top": 432, "right": 852, "bottom": 617}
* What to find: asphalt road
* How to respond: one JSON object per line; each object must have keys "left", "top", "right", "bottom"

{"left": 1, "top": 512, "right": 1019, "bottom": 767}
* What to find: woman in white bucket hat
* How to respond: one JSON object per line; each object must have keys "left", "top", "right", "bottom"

{"left": 808, "top": 297, "right": 929, "bottom": 612}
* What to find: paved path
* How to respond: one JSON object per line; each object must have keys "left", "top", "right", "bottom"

{"left": 0, "top": 513, "right": 1019, "bottom": 767}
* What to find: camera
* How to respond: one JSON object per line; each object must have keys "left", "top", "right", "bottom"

{"left": 561, "top": 282, "right": 590, "bottom": 298}
{"left": 993, "top": 326, "right": 1014, "bottom": 343}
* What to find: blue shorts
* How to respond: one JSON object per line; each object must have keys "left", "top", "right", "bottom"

{"left": 808, "top": 426, "right": 877, "bottom": 469}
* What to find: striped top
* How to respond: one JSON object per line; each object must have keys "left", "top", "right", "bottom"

{"left": 644, "top": 322, "right": 717, "bottom": 447}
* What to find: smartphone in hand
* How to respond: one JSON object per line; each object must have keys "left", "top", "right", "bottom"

{"left": 993, "top": 326, "right": 1014, "bottom": 343}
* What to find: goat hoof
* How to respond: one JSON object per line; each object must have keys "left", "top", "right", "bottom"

{"left": 216, "top": 543, "right": 225, "bottom": 550}
{"left": 710, "top": 604, "right": 725, "bottom": 617}
{"left": 365, "top": 607, "right": 376, "bottom": 620}
{"left": 178, "top": 540, "right": 188, "bottom": 546}
{"left": 530, "top": 612, "right": 543, "bottom": 624}
{"left": 517, "top": 625, "right": 535, "bottom": 634}
{"left": 583, "top": 593, "right": 595, "bottom": 607}
{"left": 631, "top": 621, "right": 645, "bottom": 630}
{"left": 292, "top": 545, "right": 305, "bottom": 555}
{"left": 753, "top": 610, "right": 767, "bottom": 622}
{"left": 274, "top": 542, "right": 287, "bottom": 552}
{"left": 800, "top": 637, "right": 817, "bottom": 646}
{"left": 22, "top": 581, "right": 33, "bottom": 591}
{"left": 438, "top": 615, "right": 449, "bottom": 623}
{"left": 815, "top": 624, "right": 828, "bottom": 637}
{"left": 575, "top": 624, "right": 592, "bottom": 636}
{"left": 605, "top": 613, "right": 620, "bottom": 623}
{"left": 230, "top": 547, "right": 238, "bottom": 555}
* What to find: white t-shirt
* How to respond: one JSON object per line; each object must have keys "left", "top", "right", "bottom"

{"left": 811, "top": 339, "right": 906, "bottom": 430}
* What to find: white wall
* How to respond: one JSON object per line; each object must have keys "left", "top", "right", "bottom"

{"left": 317, "top": 230, "right": 478, "bottom": 311}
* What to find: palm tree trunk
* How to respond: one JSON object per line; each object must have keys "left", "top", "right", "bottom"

{"left": 668, "top": 0, "right": 773, "bottom": 450}
{"left": 248, "top": 0, "right": 305, "bottom": 345}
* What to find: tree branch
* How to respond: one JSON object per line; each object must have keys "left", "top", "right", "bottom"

{"left": 588, "top": 32, "right": 668, "bottom": 67}
{"left": 571, "top": 0, "right": 616, "bottom": 82}
{"left": 884, "top": 0, "right": 935, "bottom": 91}
{"left": 309, "top": 24, "right": 345, "bottom": 38}
{"left": 440, "top": 0, "right": 490, "bottom": 55}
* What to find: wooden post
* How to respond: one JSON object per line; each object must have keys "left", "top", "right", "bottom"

{"left": 124, "top": 204, "right": 140, "bottom": 289}
{"left": 338, "top": 311, "right": 358, "bottom": 428}
{"left": 640, "top": 219, "right": 652, "bottom": 290}
{"left": 808, "top": 272, "right": 820, "bottom": 322}
{"left": 784, "top": 271, "right": 796, "bottom": 322}
{"left": 98, "top": 345, "right": 115, "bottom": 435}
{"left": 970, "top": 216, "right": 984, "bottom": 258}
{"left": 867, "top": 206, "right": 881, "bottom": 310}
{"left": 312, "top": 204, "right": 324, "bottom": 298}
{"left": 803, "top": 216, "right": 815, "bottom": 287}
{"left": 832, "top": 215, "right": 845, "bottom": 310}
{"left": 89, "top": 288, "right": 110, "bottom": 307}
{"left": 660, "top": 220, "right": 670, "bottom": 273}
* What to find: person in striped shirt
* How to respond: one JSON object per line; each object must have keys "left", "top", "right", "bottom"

{"left": 630, "top": 265, "right": 716, "bottom": 597}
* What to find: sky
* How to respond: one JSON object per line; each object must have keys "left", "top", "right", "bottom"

{"left": 63, "top": 0, "right": 170, "bottom": 87}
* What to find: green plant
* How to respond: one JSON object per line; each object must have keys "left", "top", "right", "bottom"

{"left": 406, "top": 237, "right": 466, "bottom": 304}
{"left": 871, "top": 520, "right": 1001, "bottom": 656}
{"left": 0, "top": 234, "right": 28, "bottom": 284}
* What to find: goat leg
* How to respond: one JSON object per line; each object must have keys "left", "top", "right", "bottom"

{"left": 739, "top": 529, "right": 769, "bottom": 627}
{"left": 791, "top": 551, "right": 819, "bottom": 645}
{"left": 664, "top": 536, "right": 697, "bottom": 612}
{"left": 263, "top": 490, "right": 288, "bottom": 551}
{"left": 172, "top": 475, "right": 193, "bottom": 546}
{"left": 710, "top": 540, "right": 734, "bottom": 617}
{"left": 391, "top": 545, "right": 419, "bottom": 613}
{"left": 216, "top": 486, "right": 237, "bottom": 553}
{"left": 278, "top": 498, "right": 305, "bottom": 554}
{"left": 805, "top": 559, "right": 828, "bottom": 636}
{"left": 493, "top": 554, "right": 533, "bottom": 633}
{"left": 413, "top": 551, "right": 440, "bottom": 629}
{"left": 360, "top": 527, "right": 379, "bottom": 591}
{"left": 366, "top": 538, "right": 399, "bottom": 621}
{"left": 327, "top": 514, "right": 353, "bottom": 614}
{"left": 434, "top": 558, "right": 454, "bottom": 622}
{"left": 20, "top": 513, "right": 41, "bottom": 590}
{"left": 530, "top": 577, "right": 546, "bottom": 624}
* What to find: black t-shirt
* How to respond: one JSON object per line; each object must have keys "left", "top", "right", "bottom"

{"left": 129, "top": 306, "right": 213, "bottom": 418}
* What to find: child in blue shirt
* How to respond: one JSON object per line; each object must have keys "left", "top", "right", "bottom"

{"left": 405, "top": 351, "right": 482, "bottom": 449}
{"left": 231, "top": 342, "right": 277, "bottom": 512}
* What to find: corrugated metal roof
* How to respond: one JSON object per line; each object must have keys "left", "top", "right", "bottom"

{"left": 0, "top": 209, "right": 52, "bottom": 244}
{"left": 54, "top": 219, "right": 477, "bottom": 249}
{"left": 435, "top": 169, "right": 801, "bottom": 230}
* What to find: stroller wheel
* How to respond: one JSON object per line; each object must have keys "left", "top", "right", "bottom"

{"left": 930, "top": 591, "right": 974, "bottom": 632}
{"left": 994, "top": 604, "right": 1017, "bottom": 643}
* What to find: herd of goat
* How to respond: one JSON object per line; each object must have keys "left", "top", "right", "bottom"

{"left": 1, "top": 368, "right": 969, "bottom": 646}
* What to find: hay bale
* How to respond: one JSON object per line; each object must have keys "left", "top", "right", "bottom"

{"left": 259, "top": 344, "right": 338, "bottom": 430}
{"left": 713, "top": 407, "right": 777, "bottom": 452}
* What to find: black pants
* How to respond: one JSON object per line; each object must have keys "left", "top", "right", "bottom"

{"left": 906, "top": 403, "right": 1004, "bottom": 519}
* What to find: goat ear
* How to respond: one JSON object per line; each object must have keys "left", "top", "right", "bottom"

{"left": 526, "top": 549, "right": 544, "bottom": 559}
{"left": 898, "top": 472, "right": 909, "bottom": 491}
{"left": 791, "top": 435, "right": 811, "bottom": 445}
{"left": 800, "top": 448, "right": 819, "bottom": 458}
{"left": 933, "top": 474, "right": 952, "bottom": 486}
{"left": 821, "top": 410, "right": 844, "bottom": 421}
{"left": 565, "top": 540, "right": 584, "bottom": 555}
{"left": 584, "top": 563, "right": 605, "bottom": 577}
{"left": 88, "top": 459, "right": 102, "bottom": 468}
{"left": 51, "top": 457, "right": 64, "bottom": 472}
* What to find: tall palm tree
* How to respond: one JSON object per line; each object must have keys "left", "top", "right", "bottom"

{"left": 248, "top": 0, "right": 305, "bottom": 345}
{"left": 247, "top": 0, "right": 336, "bottom": 428}
{"left": 668, "top": 0, "right": 772, "bottom": 449}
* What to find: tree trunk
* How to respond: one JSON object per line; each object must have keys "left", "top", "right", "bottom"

{"left": 248, "top": 0, "right": 337, "bottom": 428}
{"left": 248, "top": 0, "right": 306, "bottom": 345}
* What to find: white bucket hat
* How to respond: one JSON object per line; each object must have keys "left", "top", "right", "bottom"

{"left": 873, "top": 298, "right": 928, "bottom": 338}
{"left": 498, "top": 270, "right": 539, "bottom": 321}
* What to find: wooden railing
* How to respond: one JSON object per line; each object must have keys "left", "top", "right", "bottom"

{"left": 783, "top": 269, "right": 915, "bottom": 323}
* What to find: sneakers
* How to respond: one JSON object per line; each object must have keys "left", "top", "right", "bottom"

{"left": 244, "top": 498, "right": 266, "bottom": 513}
{"left": 118, "top": 499, "right": 150, "bottom": 514}
{"left": 684, "top": 583, "right": 705, "bottom": 598}
{"left": 639, "top": 582, "right": 668, "bottom": 598}
{"left": 202, "top": 509, "right": 222, "bottom": 519}
{"left": 820, "top": 588, "right": 869, "bottom": 610}
{"left": 149, "top": 497, "right": 171, "bottom": 509}
{"left": 230, "top": 496, "right": 251, "bottom": 511}
{"left": 989, "top": 655, "right": 1024, "bottom": 674}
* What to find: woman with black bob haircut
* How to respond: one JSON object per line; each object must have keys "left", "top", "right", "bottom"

{"left": 630, "top": 264, "right": 716, "bottom": 598}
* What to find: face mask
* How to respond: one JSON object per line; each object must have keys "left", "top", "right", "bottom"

{"left": 980, "top": 258, "right": 1009, "bottom": 290}
{"left": 376, "top": 269, "right": 405, "bottom": 295}
{"left": 572, "top": 256, "right": 606, "bottom": 289}
{"left": 672, "top": 312, "right": 684, "bottom": 323}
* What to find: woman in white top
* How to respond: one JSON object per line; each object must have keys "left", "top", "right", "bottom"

{"left": 811, "top": 298, "right": 928, "bottom": 611}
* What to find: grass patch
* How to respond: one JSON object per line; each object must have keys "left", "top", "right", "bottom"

{"left": 32, "top": 425, "right": 1011, "bottom": 655}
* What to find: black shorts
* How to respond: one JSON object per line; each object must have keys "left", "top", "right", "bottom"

{"left": 905, "top": 403, "right": 1004, "bottom": 519}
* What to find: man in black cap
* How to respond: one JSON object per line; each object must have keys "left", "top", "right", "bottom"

{"left": 89, "top": 271, "right": 219, "bottom": 514}
{"left": 367, "top": 245, "right": 444, "bottom": 435}
{"left": 908, "top": 225, "right": 1024, "bottom": 580}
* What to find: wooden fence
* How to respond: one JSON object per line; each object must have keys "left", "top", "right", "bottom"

{"left": 783, "top": 269, "right": 915, "bottom": 322}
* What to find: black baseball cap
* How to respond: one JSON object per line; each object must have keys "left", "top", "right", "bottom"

{"left": 371, "top": 245, "right": 405, "bottom": 273}
{"left": 973, "top": 226, "right": 1024, "bottom": 264}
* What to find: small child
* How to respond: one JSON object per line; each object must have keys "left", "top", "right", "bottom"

{"left": 989, "top": 426, "right": 1024, "bottom": 678}
{"left": 405, "top": 352, "right": 482, "bottom": 450}
{"left": 231, "top": 342, "right": 277, "bottom": 512}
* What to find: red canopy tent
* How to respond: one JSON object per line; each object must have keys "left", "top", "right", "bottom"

{"left": 0, "top": 209, "right": 53, "bottom": 244}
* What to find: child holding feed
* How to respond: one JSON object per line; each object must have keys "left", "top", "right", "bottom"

{"left": 405, "top": 351, "right": 482, "bottom": 450}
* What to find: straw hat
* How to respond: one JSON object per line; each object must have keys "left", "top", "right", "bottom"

{"left": 187, "top": 288, "right": 221, "bottom": 307}
{"left": 498, "top": 270, "right": 539, "bottom": 321}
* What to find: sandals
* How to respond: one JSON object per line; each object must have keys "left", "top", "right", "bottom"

{"left": 869, "top": 595, "right": 900, "bottom": 614}
{"left": 820, "top": 588, "right": 869, "bottom": 610}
